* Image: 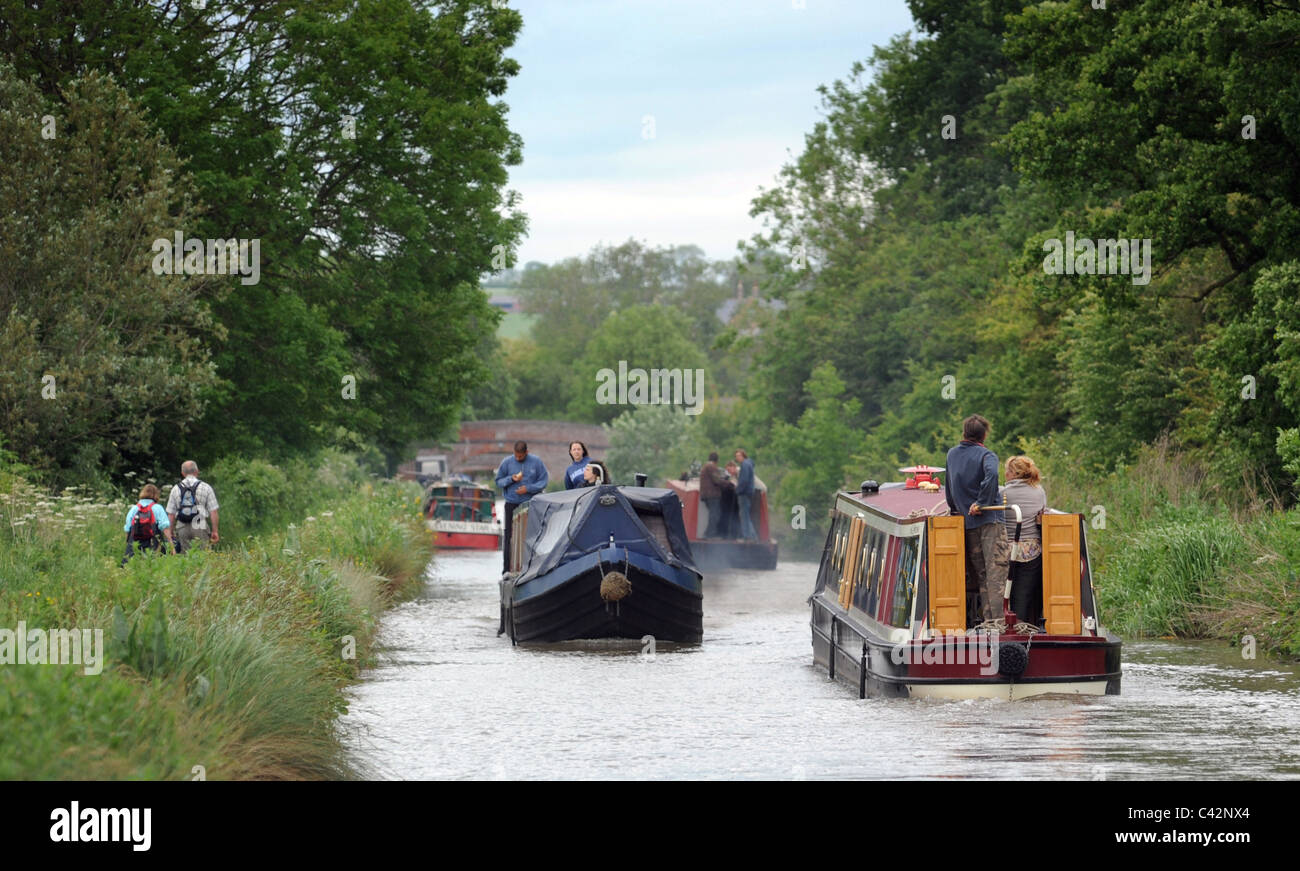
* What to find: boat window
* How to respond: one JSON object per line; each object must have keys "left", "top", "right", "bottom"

{"left": 864, "top": 528, "right": 885, "bottom": 612}
{"left": 818, "top": 512, "right": 848, "bottom": 593}
{"left": 890, "top": 535, "right": 919, "bottom": 626}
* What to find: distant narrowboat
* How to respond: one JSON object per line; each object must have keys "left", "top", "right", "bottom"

{"left": 421, "top": 479, "right": 502, "bottom": 550}
{"left": 499, "top": 484, "right": 703, "bottom": 643}
{"left": 664, "top": 475, "right": 779, "bottom": 570}
{"left": 810, "top": 475, "right": 1121, "bottom": 700}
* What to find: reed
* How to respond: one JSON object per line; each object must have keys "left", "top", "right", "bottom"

{"left": 1023, "top": 436, "right": 1300, "bottom": 658}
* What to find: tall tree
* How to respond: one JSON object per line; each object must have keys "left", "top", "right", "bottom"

{"left": 1, "top": 0, "right": 527, "bottom": 464}
{"left": 0, "top": 66, "right": 218, "bottom": 484}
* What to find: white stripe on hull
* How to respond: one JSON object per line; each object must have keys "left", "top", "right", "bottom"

{"left": 906, "top": 681, "right": 1108, "bottom": 700}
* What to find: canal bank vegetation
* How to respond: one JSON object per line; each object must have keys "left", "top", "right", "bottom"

{"left": 1026, "top": 439, "right": 1300, "bottom": 660}
{"left": 0, "top": 456, "right": 430, "bottom": 779}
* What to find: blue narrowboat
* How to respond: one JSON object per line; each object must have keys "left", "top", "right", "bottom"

{"left": 499, "top": 484, "right": 703, "bottom": 644}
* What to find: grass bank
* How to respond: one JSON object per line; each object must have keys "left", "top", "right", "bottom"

{"left": 1024, "top": 438, "right": 1300, "bottom": 659}
{"left": 0, "top": 458, "right": 431, "bottom": 779}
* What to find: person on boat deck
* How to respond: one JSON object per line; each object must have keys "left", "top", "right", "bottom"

{"left": 721, "top": 459, "right": 740, "bottom": 538}
{"left": 699, "top": 451, "right": 731, "bottom": 538}
{"left": 581, "top": 461, "right": 610, "bottom": 486}
{"left": 496, "top": 440, "right": 549, "bottom": 575}
{"left": 945, "top": 414, "right": 1009, "bottom": 631}
{"left": 564, "top": 441, "right": 591, "bottom": 490}
{"left": 734, "top": 449, "right": 758, "bottom": 541}
{"left": 1000, "top": 455, "right": 1047, "bottom": 629}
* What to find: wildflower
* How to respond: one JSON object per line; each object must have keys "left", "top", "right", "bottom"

{"left": 306, "top": 516, "right": 317, "bottom": 523}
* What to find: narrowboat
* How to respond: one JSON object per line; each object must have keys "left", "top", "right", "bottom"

{"left": 664, "top": 475, "right": 778, "bottom": 570}
{"left": 421, "top": 478, "right": 502, "bottom": 550}
{"left": 810, "top": 477, "right": 1121, "bottom": 700}
{"left": 499, "top": 484, "right": 703, "bottom": 644}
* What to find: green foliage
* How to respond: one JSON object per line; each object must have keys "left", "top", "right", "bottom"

{"left": 0, "top": 65, "right": 218, "bottom": 486}
{"left": 570, "top": 306, "right": 708, "bottom": 424}
{"left": 767, "top": 363, "right": 861, "bottom": 552}
{"left": 1099, "top": 520, "right": 1248, "bottom": 639}
{"left": 505, "top": 241, "right": 740, "bottom": 422}
{"left": 206, "top": 456, "right": 291, "bottom": 538}
{"left": 1, "top": 1, "right": 526, "bottom": 467}
{"left": 604, "top": 405, "right": 698, "bottom": 485}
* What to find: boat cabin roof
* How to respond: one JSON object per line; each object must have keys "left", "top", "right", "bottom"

{"left": 839, "top": 483, "right": 949, "bottom": 524}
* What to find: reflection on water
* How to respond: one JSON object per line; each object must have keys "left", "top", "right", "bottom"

{"left": 339, "top": 550, "right": 1300, "bottom": 780}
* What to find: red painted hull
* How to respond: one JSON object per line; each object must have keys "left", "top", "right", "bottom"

{"left": 433, "top": 531, "right": 501, "bottom": 550}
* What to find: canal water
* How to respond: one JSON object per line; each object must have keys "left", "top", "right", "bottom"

{"left": 339, "top": 551, "right": 1300, "bottom": 780}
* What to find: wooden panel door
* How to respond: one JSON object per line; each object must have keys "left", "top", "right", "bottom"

{"left": 1042, "top": 513, "right": 1082, "bottom": 635}
{"left": 927, "top": 516, "right": 965, "bottom": 634}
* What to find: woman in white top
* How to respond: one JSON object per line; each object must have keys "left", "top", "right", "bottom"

{"left": 1001, "top": 455, "right": 1047, "bottom": 629}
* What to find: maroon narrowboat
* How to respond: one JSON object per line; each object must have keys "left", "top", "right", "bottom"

{"left": 664, "top": 476, "right": 778, "bottom": 570}
{"left": 810, "top": 477, "right": 1121, "bottom": 700}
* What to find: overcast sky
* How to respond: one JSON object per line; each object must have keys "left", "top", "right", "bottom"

{"left": 504, "top": 0, "right": 915, "bottom": 266}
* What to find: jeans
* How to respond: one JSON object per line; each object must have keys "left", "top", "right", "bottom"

{"left": 702, "top": 497, "right": 720, "bottom": 538}
{"left": 737, "top": 493, "right": 757, "bottom": 541}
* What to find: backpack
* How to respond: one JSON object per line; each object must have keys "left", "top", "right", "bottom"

{"left": 177, "top": 480, "right": 201, "bottom": 523}
{"left": 131, "top": 502, "right": 159, "bottom": 543}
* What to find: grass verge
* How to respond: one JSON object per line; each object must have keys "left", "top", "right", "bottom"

{"left": 0, "top": 467, "right": 430, "bottom": 780}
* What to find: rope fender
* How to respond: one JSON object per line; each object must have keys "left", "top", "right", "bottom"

{"left": 598, "top": 548, "right": 633, "bottom": 602}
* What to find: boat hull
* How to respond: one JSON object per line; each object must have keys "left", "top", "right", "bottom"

{"left": 503, "top": 546, "right": 703, "bottom": 644}
{"left": 689, "top": 539, "right": 778, "bottom": 571}
{"left": 811, "top": 593, "right": 1121, "bottom": 701}
{"left": 428, "top": 519, "right": 501, "bottom": 550}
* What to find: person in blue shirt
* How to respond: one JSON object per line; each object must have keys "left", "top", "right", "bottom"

{"left": 121, "top": 483, "right": 174, "bottom": 566}
{"left": 563, "top": 441, "right": 591, "bottom": 490}
{"left": 944, "top": 414, "right": 1008, "bottom": 631}
{"left": 734, "top": 448, "right": 758, "bottom": 541}
{"left": 496, "top": 440, "right": 549, "bottom": 574}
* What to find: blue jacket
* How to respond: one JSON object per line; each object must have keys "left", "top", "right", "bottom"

{"left": 945, "top": 441, "right": 1000, "bottom": 529}
{"left": 736, "top": 458, "right": 755, "bottom": 495}
{"left": 496, "top": 454, "right": 549, "bottom": 504}
{"left": 124, "top": 499, "right": 170, "bottom": 533}
{"left": 564, "top": 458, "right": 590, "bottom": 490}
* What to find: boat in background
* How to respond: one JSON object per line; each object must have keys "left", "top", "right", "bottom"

{"left": 499, "top": 484, "right": 703, "bottom": 643}
{"left": 810, "top": 475, "right": 1121, "bottom": 700}
{"left": 664, "top": 475, "right": 778, "bottom": 570}
{"left": 421, "top": 478, "right": 502, "bottom": 550}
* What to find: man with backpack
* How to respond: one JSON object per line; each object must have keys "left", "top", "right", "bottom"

{"left": 121, "top": 484, "right": 174, "bottom": 566}
{"left": 166, "top": 460, "right": 221, "bottom": 554}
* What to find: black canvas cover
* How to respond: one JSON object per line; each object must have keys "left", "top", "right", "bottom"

{"left": 514, "top": 485, "right": 700, "bottom": 584}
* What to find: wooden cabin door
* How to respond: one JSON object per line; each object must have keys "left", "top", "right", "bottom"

{"left": 1041, "top": 514, "right": 1082, "bottom": 635}
{"left": 927, "top": 516, "right": 965, "bottom": 634}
